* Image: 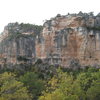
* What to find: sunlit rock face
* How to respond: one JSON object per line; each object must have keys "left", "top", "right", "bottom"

{"left": 36, "top": 13, "right": 100, "bottom": 68}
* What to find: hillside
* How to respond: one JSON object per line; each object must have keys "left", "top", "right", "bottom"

{"left": 0, "top": 12, "right": 100, "bottom": 100}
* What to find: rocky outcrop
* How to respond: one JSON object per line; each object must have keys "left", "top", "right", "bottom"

{"left": 0, "top": 23, "right": 42, "bottom": 66}
{"left": 1, "top": 12, "right": 100, "bottom": 68}
{"left": 36, "top": 12, "right": 100, "bottom": 68}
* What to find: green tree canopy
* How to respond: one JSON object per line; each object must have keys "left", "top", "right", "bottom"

{"left": 20, "top": 72, "right": 45, "bottom": 99}
{"left": 0, "top": 72, "right": 32, "bottom": 100}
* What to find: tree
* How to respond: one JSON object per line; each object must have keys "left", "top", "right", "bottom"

{"left": 86, "top": 69, "right": 100, "bottom": 100}
{"left": 75, "top": 68, "right": 100, "bottom": 91}
{"left": 86, "top": 80, "right": 100, "bottom": 100}
{"left": 39, "top": 68, "right": 85, "bottom": 100}
{"left": 20, "top": 72, "right": 45, "bottom": 99}
{"left": 0, "top": 72, "right": 32, "bottom": 100}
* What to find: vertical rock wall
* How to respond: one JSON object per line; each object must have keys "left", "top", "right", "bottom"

{"left": 1, "top": 13, "right": 100, "bottom": 68}
{"left": 0, "top": 23, "right": 42, "bottom": 66}
{"left": 36, "top": 13, "right": 100, "bottom": 67}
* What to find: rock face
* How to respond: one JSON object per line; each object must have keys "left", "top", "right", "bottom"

{"left": 36, "top": 12, "right": 100, "bottom": 68}
{"left": 1, "top": 12, "right": 100, "bottom": 68}
{"left": 0, "top": 23, "right": 42, "bottom": 66}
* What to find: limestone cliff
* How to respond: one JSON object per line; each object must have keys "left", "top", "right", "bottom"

{"left": 1, "top": 12, "right": 100, "bottom": 68}
{"left": 0, "top": 22, "right": 42, "bottom": 65}
{"left": 36, "top": 12, "right": 100, "bottom": 68}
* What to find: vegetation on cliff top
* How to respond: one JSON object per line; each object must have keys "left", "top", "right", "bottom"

{"left": 4, "top": 22, "right": 43, "bottom": 40}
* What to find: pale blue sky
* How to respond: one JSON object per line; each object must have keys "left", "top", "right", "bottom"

{"left": 0, "top": 0, "right": 100, "bottom": 33}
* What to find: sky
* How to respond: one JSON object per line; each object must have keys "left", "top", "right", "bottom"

{"left": 0, "top": 0, "right": 100, "bottom": 33}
